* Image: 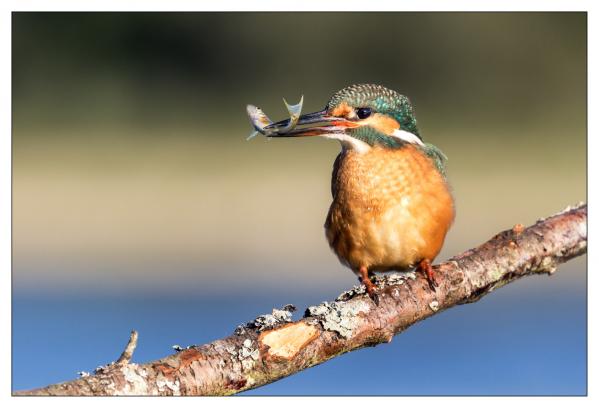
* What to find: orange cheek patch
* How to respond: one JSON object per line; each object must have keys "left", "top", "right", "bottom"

{"left": 331, "top": 102, "right": 353, "bottom": 117}
{"left": 361, "top": 114, "right": 400, "bottom": 134}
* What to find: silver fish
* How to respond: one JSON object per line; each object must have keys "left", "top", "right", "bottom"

{"left": 277, "top": 96, "right": 303, "bottom": 134}
{"left": 246, "top": 104, "right": 274, "bottom": 140}
{"left": 246, "top": 96, "right": 304, "bottom": 139}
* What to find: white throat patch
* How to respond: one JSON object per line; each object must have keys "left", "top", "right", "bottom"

{"left": 323, "top": 133, "right": 371, "bottom": 153}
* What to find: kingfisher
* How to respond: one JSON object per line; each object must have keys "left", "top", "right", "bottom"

{"left": 249, "top": 84, "right": 455, "bottom": 304}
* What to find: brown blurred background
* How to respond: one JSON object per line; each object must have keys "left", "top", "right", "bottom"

{"left": 13, "top": 13, "right": 586, "bottom": 292}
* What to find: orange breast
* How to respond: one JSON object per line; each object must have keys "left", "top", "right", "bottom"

{"left": 325, "top": 145, "right": 455, "bottom": 272}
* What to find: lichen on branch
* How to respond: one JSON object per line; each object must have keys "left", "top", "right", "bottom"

{"left": 14, "top": 203, "right": 587, "bottom": 396}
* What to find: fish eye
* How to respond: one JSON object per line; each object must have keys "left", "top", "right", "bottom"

{"left": 356, "top": 107, "right": 372, "bottom": 119}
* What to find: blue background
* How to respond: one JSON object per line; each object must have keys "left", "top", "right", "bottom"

{"left": 13, "top": 257, "right": 586, "bottom": 395}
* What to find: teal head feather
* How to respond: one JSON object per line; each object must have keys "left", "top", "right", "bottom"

{"left": 327, "top": 84, "right": 447, "bottom": 175}
{"left": 327, "top": 83, "right": 420, "bottom": 138}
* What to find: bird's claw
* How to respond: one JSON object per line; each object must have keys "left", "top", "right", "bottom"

{"left": 362, "top": 281, "right": 380, "bottom": 306}
{"left": 368, "top": 290, "right": 380, "bottom": 306}
{"left": 427, "top": 278, "right": 438, "bottom": 291}
{"left": 359, "top": 266, "right": 380, "bottom": 306}
{"left": 417, "top": 259, "right": 438, "bottom": 291}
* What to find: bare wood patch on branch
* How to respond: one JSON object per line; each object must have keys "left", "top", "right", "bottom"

{"left": 15, "top": 203, "right": 587, "bottom": 396}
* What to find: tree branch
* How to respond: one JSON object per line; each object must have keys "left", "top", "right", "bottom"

{"left": 15, "top": 203, "right": 587, "bottom": 396}
{"left": 115, "top": 330, "right": 138, "bottom": 366}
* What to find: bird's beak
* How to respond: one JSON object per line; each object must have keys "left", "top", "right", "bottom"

{"left": 264, "top": 109, "right": 357, "bottom": 137}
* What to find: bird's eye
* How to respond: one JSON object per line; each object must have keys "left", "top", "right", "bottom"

{"left": 356, "top": 107, "right": 372, "bottom": 119}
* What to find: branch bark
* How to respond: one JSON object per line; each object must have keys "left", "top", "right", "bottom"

{"left": 15, "top": 203, "right": 587, "bottom": 396}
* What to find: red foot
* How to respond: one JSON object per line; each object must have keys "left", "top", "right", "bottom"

{"left": 417, "top": 259, "right": 438, "bottom": 290}
{"left": 358, "top": 266, "right": 380, "bottom": 306}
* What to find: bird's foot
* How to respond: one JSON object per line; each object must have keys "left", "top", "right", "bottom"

{"left": 417, "top": 259, "right": 438, "bottom": 291}
{"left": 359, "top": 266, "right": 380, "bottom": 306}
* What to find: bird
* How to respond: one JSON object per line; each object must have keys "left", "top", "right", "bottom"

{"left": 253, "top": 83, "right": 455, "bottom": 304}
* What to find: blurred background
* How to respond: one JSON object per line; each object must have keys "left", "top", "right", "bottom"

{"left": 12, "top": 13, "right": 586, "bottom": 395}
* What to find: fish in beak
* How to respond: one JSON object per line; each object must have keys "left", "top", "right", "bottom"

{"left": 246, "top": 96, "right": 355, "bottom": 140}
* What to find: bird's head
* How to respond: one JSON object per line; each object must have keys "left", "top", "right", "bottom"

{"left": 265, "top": 84, "right": 423, "bottom": 152}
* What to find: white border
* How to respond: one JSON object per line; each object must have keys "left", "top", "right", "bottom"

{"left": 1, "top": 2, "right": 594, "bottom": 407}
